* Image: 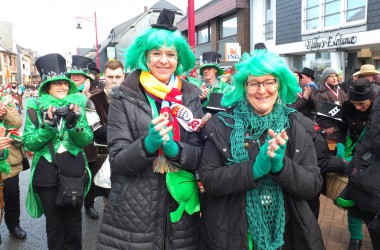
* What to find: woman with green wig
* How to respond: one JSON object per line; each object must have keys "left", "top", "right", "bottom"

{"left": 23, "top": 53, "right": 93, "bottom": 249}
{"left": 198, "top": 45, "right": 324, "bottom": 250}
{"left": 98, "top": 9, "right": 203, "bottom": 249}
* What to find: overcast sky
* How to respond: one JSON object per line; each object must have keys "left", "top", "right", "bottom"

{"left": 1, "top": 0, "right": 207, "bottom": 57}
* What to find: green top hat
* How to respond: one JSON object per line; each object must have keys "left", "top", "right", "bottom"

{"left": 166, "top": 170, "right": 200, "bottom": 223}
{"left": 66, "top": 55, "right": 94, "bottom": 81}
{"left": 35, "top": 53, "right": 78, "bottom": 97}
{"left": 199, "top": 51, "right": 224, "bottom": 76}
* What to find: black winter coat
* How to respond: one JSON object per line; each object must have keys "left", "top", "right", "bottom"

{"left": 98, "top": 70, "right": 204, "bottom": 250}
{"left": 198, "top": 111, "right": 324, "bottom": 250}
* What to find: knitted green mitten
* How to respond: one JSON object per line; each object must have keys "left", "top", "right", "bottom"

{"left": 162, "top": 131, "right": 179, "bottom": 158}
{"left": 253, "top": 141, "right": 272, "bottom": 180}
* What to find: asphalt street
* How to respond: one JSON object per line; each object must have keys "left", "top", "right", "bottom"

{"left": 0, "top": 98, "right": 104, "bottom": 249}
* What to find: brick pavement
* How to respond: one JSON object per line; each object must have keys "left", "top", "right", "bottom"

{"left": 319, "top": 195, "right": 373, "bottom": 249}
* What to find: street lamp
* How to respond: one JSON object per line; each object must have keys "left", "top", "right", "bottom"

{"left": 75, "top": 11, "right": 100, "bottom": 69}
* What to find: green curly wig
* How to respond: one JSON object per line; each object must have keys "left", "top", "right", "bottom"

{"left": 222, "top": 50, "right": 301, "bottom": 107}
{"left": 125, "top": 28, "right": 195, "bottom": 76}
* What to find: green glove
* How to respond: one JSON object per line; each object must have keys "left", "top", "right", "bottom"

{"left": 336, "top": 197, "right": 355, "bottom": 208}
{"left": 271, "top": 141, "right": 287, "bottom": 173}
{"left": 144, "top": 121, "right": 164, "bottom": 154}
{"left": 253, "top": 141, "right": 272, "bottom": 180}
{"left": 345, "top": 156, "right": 352, "bottom": 162}
{"left": 162, "top": 131, "right": 179, "bottom": 158}
{"left": 336, "top": 143, "right": 345, "bottom": 159}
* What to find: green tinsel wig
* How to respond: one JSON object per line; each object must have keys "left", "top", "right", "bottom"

{"left": 222, "top": 50, "right": 301, "bottom": 107}
{"left": 125, "top": 28, "right": 195, "bottom": 75}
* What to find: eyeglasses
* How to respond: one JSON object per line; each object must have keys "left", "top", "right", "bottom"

{"left": 245, "top": 79, "right": 278, "bottom": 91}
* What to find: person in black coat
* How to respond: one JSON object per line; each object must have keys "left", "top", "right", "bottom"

{"left": 199, "top": 47, "right": 324, "bottom": 250}
{"left": 338, "top": 89, "right": 380, "bottom": 249}
{"left": 307, "top": 103, "right": 348, "bottom": 219}
{"left": 290, "top": 67, "right": 316, "bottom": 120}
{"left": 98, "top": 9, "right": 203, "bottom": 249}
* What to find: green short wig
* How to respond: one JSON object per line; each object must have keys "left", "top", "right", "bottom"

{"left": 222, "top": 50, "right": 300, "bottom": 107}
{"left": 125, "top": 28, "right": 195, "bottom": 76}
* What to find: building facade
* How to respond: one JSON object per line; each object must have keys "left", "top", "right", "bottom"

{"left": 84, "top": 0, "right": 185, "bottom": 73}
{"left": 177, "top": 0, "right": 250, "bottom": 69}
{"left": 16, "top": 45, "right": 34, "bottom": 84}
{"left": 259, "top": 0, "right": 380, "bottom": 83}
{"left": 178, "top": 0, "right": 380, "bottom": 84}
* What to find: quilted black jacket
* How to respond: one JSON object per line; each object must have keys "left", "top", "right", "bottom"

{"left": 98, "top": 70, "right": 203, "bottom": 250}
{"left": 198, "top": 111, "right": 325, "bottom": 250}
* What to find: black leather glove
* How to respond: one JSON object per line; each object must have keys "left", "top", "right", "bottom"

{"left": 42, "top": 110, "right": 57, "bottom": 128}
{"left": 65, "top": 107, "right": 81, "bottom": 129}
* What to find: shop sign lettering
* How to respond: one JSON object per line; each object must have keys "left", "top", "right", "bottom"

{"left": 305, "top": 33, "right": 357, "bottom": 52}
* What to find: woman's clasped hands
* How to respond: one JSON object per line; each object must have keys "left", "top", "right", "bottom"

{"left": 43, "top": 104, "right": 81, "bottom": 129}
{"left": 267, "top": 129, "right": 288, "bottom": 173}
{"left": 144, "top": 115, "right": 179, "bottom": 157}
{"left": 253, "top": 129, "right": 288, "bottom": 180}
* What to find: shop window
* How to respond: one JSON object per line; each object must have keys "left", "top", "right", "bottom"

{"left": 346, "top": 0, "right": 366, "bottom": 23}
{"left": 305, "top": 0, "right": 320, "bottom": 31}
{"left": 221, "top": 16, "right": 237, "bottom": 39}
{"left": 197, "top": 25, "right": 210, "bottom": 45}
{"left": 264, "top": 0, "right": 274, "bottom": 40}
{"left": 324, "top": 0, "right": 341, "bottom": 28}
{"left": 302, "top": 0, "right": 367, "bottom": 34}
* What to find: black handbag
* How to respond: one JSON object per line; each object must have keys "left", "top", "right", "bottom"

{"left": 55, "top": 172, "right": 86, "bottom": 207}
{"left": 48, "top": 142, "right": 86, "bottom": 208}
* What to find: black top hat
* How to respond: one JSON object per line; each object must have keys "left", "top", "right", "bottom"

{"left": 204, "top": 93, "right": 226, "bottom": 114}
{"left": 202, "top": 52, "right": 221, "bottom": 64}
{"left": 314, "top": 102, "right": 344, "bottom": 128}
{"left": 349, "top": 78, "right": 374, "bottom": 101}
{"left": 300, "top": 67, "right": 315, "bottom": 80}
{"left": 292, "top": 67, "right": 303, "bottom": 80}
{"left": 88, "top": 61, "right": 100, "bottom": 76}
{"left": 35, "top": 53, "right": 77, "bottom": 96}
{"left": 151, "top": 8, "right": 177, "bottom": 31}
{"left": 254, "top": 43, "right": 267, "bottom": 50}
{"left": 66, "top": 55, "right": 94, "bottom": 80}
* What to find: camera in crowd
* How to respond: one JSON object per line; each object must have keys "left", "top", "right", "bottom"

{"left": 54, "top": 105, "right": 70, "bottom": 117}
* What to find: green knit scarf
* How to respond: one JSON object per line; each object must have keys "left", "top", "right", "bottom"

{"left": 218, "top": 100, "right": 296, "bottom": 250}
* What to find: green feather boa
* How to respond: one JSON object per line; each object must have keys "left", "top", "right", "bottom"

{"left": 26, "top": 93, "right": 87, "bottom": 111}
